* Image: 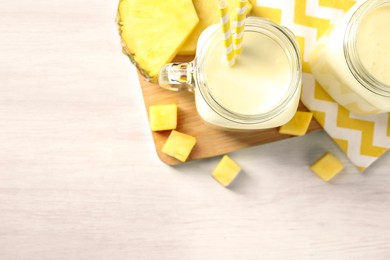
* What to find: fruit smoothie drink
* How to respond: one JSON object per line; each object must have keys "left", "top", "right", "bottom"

{"left": 204, "top": 31, "right": 292, "bottom": 116}
{"left": 309, "top": 0, "right": 390, "bottom": 115}
{"left": 159, "top": 17, "right": 302, "bottom": 130}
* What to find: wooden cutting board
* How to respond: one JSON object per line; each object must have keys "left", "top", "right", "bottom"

{"left": 139, "top": 56, "right": 322, "bottom": 165}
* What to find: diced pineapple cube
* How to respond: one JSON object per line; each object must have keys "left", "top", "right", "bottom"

{"left": 162, "top": 130, "right": 196, "bottom": 162}
{"left": 212, "top": 155, "right": 241, "bottom": 187}
{"left": 279, "top": 111, "right": 313, "bottom": 136}
{"left": 310, "top": 152, "right": 344, "bottom": 182}
{"left": 117, "top": 0, "right": 199, "bottom": 80}
{"left": 149, "top": 104, "right": 178, "bottom": 131}
{"left": 178, "top": 0, "right": 253, "bottom": 55}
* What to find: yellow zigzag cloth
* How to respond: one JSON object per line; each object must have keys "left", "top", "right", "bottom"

{"left": 251, "top": 0, "right": 390, "bottom": 171}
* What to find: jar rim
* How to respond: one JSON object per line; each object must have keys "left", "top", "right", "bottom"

{"left": 195, "top": 17, "right": 302, "bottom": 125}
{"left": 344, "top": 0, "right": 390, "bottom": 97}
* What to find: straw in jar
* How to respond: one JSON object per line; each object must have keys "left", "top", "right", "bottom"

{"left": 234, "top": 0, "right": 247, "bottom": 55}
{"left": 218, "top": 0, "right": 235, "bottom": 66}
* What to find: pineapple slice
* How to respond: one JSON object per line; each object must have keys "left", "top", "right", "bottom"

{"left": 212, "top": 155, "right": 241, "bottom": 187}
{"left": 149, "top": 104, "right": 178, "bottom": 131}
{"left": 117, "top": 0, "right": 199, "bottom": 80}
{"left": 162, "top": 130, "right": 196, "bottom": 162}
{"left": 279, "top": 111, "right": 313, "bottom": 136}
{"left": 310, "top": 152, "right": 344, "bottom": 182}
{"left": 178, "top": 0, "right": 253, "bottom": 55}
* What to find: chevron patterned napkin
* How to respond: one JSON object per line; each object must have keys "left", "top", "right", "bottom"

{"left": 251, "top": 0, "right": 390, "bottom": 171}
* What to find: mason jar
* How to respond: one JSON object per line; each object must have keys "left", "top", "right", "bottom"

{"left": 309, "top": 0, "right": 390, "bottom": 115}
{"left": 158, "top": 17, "right": 302, "bottom": 130}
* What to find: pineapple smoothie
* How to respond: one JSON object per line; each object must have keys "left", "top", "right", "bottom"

{"left": 309, "top": 0, "right": 390, "bottom": 114}
{"left": 194, "top": 19, "right": 301, "bottom": 129}
{"left": 205, "top": 31, "right": 292, "bottom": 115}
{"left": 159, "top": 17, "right": 302, "bottom": 130}
{"left": 356, "top": 4, "right": 390, "bottom": 85}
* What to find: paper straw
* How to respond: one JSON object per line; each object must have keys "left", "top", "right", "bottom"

{"left": 234, "top": 0, "right": 247, "bottom": 55}
{"left": 218, "top": 0, "right": 235, "bottom": 66}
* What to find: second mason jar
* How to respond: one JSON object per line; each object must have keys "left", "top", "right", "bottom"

{"left": 309, "top": 0, "right": 390, "bottom": 115}
{"left": 159, "top": 17, "right": 302, "bottom": 130}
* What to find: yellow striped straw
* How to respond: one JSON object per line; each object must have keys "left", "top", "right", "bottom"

{"left": 234, "top": 0, "right": 247, "bottom": 55}
{"left": 218, "top": 0, "right": 235, "bottom": 67}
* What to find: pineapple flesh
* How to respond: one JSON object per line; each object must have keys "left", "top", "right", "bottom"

{"left": 162, "top": 130, "right": 197, "bottom": 162}
{"left": 279, "top": 111, "right": 313, "bottom": 136}
{"left": 149, "top": 104, "right": 178, "bottom": 131}
{"left": 178, "top": 0, "right": 253, "bottom": 55}
{"left": 117, "top": 0, "right": 199, "bottom": 80}
{"left": 310, "top": 152, "right": 344, "bottom": 182}
{"left": 212, "top": 155, "right": 241, "bottom": 187}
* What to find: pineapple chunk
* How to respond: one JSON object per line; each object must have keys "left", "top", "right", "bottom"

{"left": 178, "top": 0, "right": 253, "bottom": 55}
{"left": 149, "top": 104, "right": 178, "bottom": 131}
{"left": 212, "top": 155, "right": 241, "bottom": 187}
{"left": 310, "top": 152, "right": 344, "bottom": 182}
{"left": 279, "top": 111, "right": 313, "bottom": 136}
{"left": 117, "top": 0, "right": 199, "bottom": 80}
{"left": 162, "top": 130, "right": 196, "bottom": 162}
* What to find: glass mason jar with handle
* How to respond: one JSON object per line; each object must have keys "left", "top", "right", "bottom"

{"left": 159, "top": 17, "right": 302, "bottom": 130}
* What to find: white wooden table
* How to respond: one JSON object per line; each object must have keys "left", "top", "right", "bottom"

{"left": 1, "top": 0, "right": 390, "bottom": 259}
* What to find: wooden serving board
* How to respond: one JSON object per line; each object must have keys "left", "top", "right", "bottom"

{"left": 139, "top": 56, "right": 322, "bottom": 165}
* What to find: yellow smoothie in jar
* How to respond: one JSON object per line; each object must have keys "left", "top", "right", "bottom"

{"left": 193, "top": 21, "right": 301, "bottom": 129}
{"left": 356, "top": 4, "right": 390, "bottom": 85}
{"left": 159, "top": 17, "right": 302, "bottom": 130}
{"left": 205, "top": 31, "right": 292, "bottom": 116}
{"left": 309, "top": 1, "right": 390, "bottom": 115}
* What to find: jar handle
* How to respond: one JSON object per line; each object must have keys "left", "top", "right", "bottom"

{"left": 158, "top": 62, "right": 195, "bottom": 92}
